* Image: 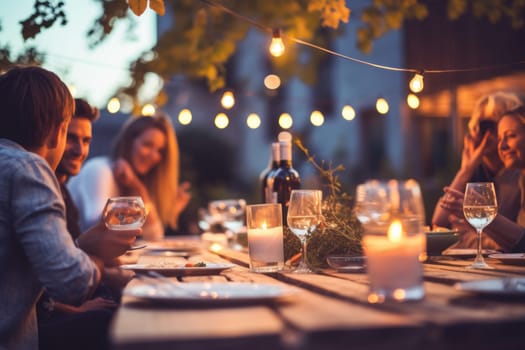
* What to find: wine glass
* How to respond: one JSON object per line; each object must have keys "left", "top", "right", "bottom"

{"left": 103, "top": 196, "right": 147, "bottom": 230}
{"left": 208, "top": 199, "right": 247, "bottom": 249}
{"left": 463, "top": 182, "right": 498, "bottom": 269}
{"left": 287, "top": 189, "right": 322, "bottom": 274}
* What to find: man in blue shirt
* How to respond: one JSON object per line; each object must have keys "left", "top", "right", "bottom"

{"left": 0, "top": 66, "right": 138, "bottom": 350}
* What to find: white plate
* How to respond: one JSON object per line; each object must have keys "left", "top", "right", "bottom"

{"left": 455, "top": 278, "right": 525, "bottom": 297}
{"left": 125, "top": 282, "right": 299, "bottom": 304}
{"left": 120, "top": 263, "right": 235, "bottom": 276}
{"left": 442, "top": 249, "right": 500, "bottom": 259}
{"left": 488, "top": 253, "right": 525, "bottom": 266}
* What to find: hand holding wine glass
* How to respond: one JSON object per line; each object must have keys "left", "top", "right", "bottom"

{"left": 103, "top": 196, "right": 147, "bottom": 250}
{"left": 463, "top": 182, "right": 498, "bottom": 269}
{"left": 287, "top": 190, "right": 322, "bottom": 274}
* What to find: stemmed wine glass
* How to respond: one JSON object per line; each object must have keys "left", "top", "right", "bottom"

{"left": 208, "top": 199, "right": 247, "bottom": 249}
{"left": 287, "top": 189, "right": 322, "bottom": 274}
{"left": 103, "top": 196, "right": 147, "bottom": 230}
{"left": 463, "top": 182, "right": 498, "bottom": 269}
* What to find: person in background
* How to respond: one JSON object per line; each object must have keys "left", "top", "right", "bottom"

{"left": 432, "top": 91, "right": 523, "bottom": 250}
{"left": 68, "top": 114, "right": 191, "bottom": 241}
{"left": 0, "top": 66, "right": 137, "bottom": 350}
{"left": 38, "top": 98, "right": 131, "bottom": 350}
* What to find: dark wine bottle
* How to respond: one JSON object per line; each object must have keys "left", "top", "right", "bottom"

{"left": 260, "top": 142, "right": 280, "bottom": 203}
{"left": 270, "top": 134, "right": 301, "bottom": 221}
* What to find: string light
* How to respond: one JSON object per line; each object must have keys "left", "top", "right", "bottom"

{"left": 269, "top": 28, "right": 285, "bottom": 57}
{"left": 310, "top": 110, "right": 325, "bottom": 126}
{"left": 342, "top": 105, "right": 356, "bottom": 120}
{"left": 409, "top": 72, "right": 424, "bottom": 93}
{"left": 214, "top": 112, "right": 229, "bottom": 129}
{"left": 264, "top": 74, "right": 281, "bottom": 90}
{"left": 221, "top": 90, "right": 235, "bottom": 109}
{"left": 141, "top": 103, "right": 156, "bottom": 116}
{"left": 178, "top": 108, "right": 192, "bottom": 125}
{"left": 278, "top": 113, "right": 293, "bottom": 129}
{"left": 107, "top": 97, "right": 121, "bottom": 114}
{"left": 376, "top": 98, "right": 389, "bottom": 114}
{"left": 407, "top": 93, "right": 420, "bottom": 109}
{"left": 246, "top": 113, "right": 261, "bottom": 129}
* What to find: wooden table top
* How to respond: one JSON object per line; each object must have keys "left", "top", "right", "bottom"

{"left": 111, "top": 239, "right": 525, "bottom": 350}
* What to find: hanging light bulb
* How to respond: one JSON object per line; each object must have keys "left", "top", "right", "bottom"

{"left": 376, "top": 97, "right": 389, "bottom": 115}
{"left": 178, "top": 108, "right": 192, "bottom": 125}
{"left": 342, "top": 105, "right": 356, "bottom": 120}
{"left": 141, "top": 103, "right": 156, "bottom": 116}
{"left": 310, "top": 110, "right": 324, "bottom": 126}
{"left": 278, "top": 113, "right": 293, "bottom": 129}
{"left": 214, "top": 113, "right": 229, "bottom": 129}
{"left": 406, "top": 94, "right": 420, "bottom": 109}
{"left": 107, "top": 97, "right": 121, "bottom": 114}
{"left": 246, "top": 113, "right": 261, "bottom": 129}
{"left": 269, "top": 28, "right": 285, "bottom": 57}
{"left": 409, "top": 72, "right": 424, "bottom": 93}
{"left": 221, "top": 91, "right": 235, "bottom": 109}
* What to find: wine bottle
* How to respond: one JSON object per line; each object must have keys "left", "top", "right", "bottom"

{"left": 260, "top": 142, "right": 280, "bottom": 203}
{"left": 270, "top": 133, "right": 301, "bottom": 221}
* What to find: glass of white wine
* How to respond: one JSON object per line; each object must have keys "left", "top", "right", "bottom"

{"left": 287, "top": 189, "right": 322, "bottom": 274}
{"left": 103, "top": 196, "right": 147, "bottom": 230}
{"left": 463, "top": 182, "right": 498, "bottom": 269}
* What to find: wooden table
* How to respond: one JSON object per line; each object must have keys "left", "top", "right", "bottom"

{"left": 111, "top": 240, "right": 525, "bottom": 350}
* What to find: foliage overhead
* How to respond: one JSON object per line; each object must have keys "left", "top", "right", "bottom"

{"left": 1, "top": 0, "right": 524, "bottom": 106}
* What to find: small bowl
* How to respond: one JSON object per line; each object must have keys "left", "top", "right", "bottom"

{"left": 326, "top": 256, "right": 366, "bottom": 273}
{"left": 426, "top": 230, "right": 460, "bottom": 256}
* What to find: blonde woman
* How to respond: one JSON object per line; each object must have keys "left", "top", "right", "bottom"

{"left": 68, "top": 114, "right": 191, "bottom": 241}
{"left": 432, "top": 91, "right": 523, "bottom": 250}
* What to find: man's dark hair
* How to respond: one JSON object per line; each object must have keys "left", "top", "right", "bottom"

{"left": 0, "top": 65, "right": 74, "bottom": 149}
{"left": 74, "top": 98, "right": 99, "bottom": 122}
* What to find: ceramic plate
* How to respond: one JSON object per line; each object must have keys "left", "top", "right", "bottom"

{"left": 455, "top": 278, "right": 525, "bottom": 297}
{"left": 120, "top": 263, "right": 235, "bottom": 276}
{"left": 326, "top": 256, "right": 366, "bottom": 273}
{"left": 125, "top": 282, "right": 299, "bottom": 304}
{"left": 488, "top": 253, "right": 525, "bottom": 266}
{"left": 442, "top": 249, "right": 500, "bottom": 259}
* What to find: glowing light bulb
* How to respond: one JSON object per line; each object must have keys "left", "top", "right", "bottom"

{"left": 214, "top": 113, "right": 229, "bottom": 129}
{"left": 269, "top": 29, "right": 285, "bottom": 57}
{"left": 278, "top": 113, "right": 293, "bottom": 129}
{"left": 407, "top": 93, "right": 420, "bottom": 109}
{"left": 310, "top": 110, "right": 324, "bottom": 126}
{"left": 342, "top": 105, "right": 356, "bottom": 120}
{"left": 246, "top": 113, "right": 261, "bottom": 129}
{"left": 409, "top": 73, "right": 424, "bottom": 93}
{"left": 178, "top": 108, "right": 192, "bottom": 125}
{"left": 264, "top": 74, "right": 281, "bottom": 90}
{"left": 376, "top": 98, "right": 389, "bottom": 114}
{"left": 141, "top": 103, "right": 155, "bottom": 116}
{"left": 107, "top": 97, "right": 120, "bottom": 114}
{"left": 221, "top": 91, "right": 235, "bottom": 109}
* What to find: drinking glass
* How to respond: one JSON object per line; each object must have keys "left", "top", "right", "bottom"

{"left": 287, "top": 189, "right": 322, "bottom": 274}
{"left": 355, "top": 179, "right": 426, "bottom": 303}
{"left": 208, "top": 199, "right": 247, "bottom": 249}
{"left": 103, "top": 196, "right": 147, "bottom": 230}
{"left": 463, "top": 182, "right": 498, "bottom": 269}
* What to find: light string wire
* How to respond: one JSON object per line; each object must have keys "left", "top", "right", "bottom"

{"left": 200, "top": 0, "right": 525, "bottom": 75}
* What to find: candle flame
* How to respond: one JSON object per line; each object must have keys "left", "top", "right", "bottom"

{"left": 261, "top": 222, "right": 267, "bottom": 230}
{"left": 387, "top": 220, "right": 403, "bottom": 242}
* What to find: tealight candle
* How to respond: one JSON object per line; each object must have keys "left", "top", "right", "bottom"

{"left": 246, "top": 204, "right": 284, "bottom": 273}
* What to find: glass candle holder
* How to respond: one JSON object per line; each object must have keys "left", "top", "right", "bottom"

{"left": 246, "top": 203, "right": 284, "bottom": 273}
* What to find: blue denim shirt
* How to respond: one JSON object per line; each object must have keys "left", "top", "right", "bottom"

{"left": 0, "top": 139, "right": 98, "bottom": 350}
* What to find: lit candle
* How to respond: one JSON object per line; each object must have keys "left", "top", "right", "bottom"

{"left": 363, "top": 219, "right": 426, "bottom": 303}
{"left": 247, "top": 223, "right": 284, "bottom": 262}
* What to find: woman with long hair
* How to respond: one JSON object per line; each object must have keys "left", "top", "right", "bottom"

{"left": 68, "top": 114, "right": 191, "bottom": 241}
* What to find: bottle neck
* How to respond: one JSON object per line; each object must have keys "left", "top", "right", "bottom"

{"left": 279, "top": 140, "right": 292, "bottom": 165}
{"left": 271, "top": 142, "right": 280, "bottom": 168}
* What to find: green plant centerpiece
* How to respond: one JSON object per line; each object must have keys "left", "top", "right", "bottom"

{"left": 284, "top": 140, "right": 364, "bottom": 270}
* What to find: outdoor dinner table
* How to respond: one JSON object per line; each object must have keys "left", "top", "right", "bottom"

{"left": 111, "top": 237, "right": 525, "bottom": 350}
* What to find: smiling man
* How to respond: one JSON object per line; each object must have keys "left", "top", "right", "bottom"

{"left": 55, "top": 98, "right": 99, "bottom": 239}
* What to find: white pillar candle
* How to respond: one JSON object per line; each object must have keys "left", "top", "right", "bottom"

{"left": 247, "top": 226, "right": 284, "bottom": 262}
